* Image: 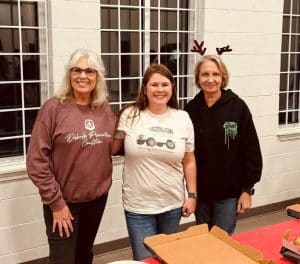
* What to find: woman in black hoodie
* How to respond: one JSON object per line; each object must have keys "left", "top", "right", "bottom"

{"left": 185, "top": 55, "right": 262, "bottom": 235}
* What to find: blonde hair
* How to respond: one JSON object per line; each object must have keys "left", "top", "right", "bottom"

{"left": 194, "top": 54, "right": 229, "bottom": 89}
{"left": 56, "top": 48, "right": 108, "bottom": 108}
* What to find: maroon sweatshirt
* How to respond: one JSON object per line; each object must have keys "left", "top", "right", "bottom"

{"left": 27, "top": 97, "right": 116, "bottom": 211}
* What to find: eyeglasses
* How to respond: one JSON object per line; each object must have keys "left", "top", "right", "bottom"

{"left": 70, "top": 67, "right": 97, "bottom": 77}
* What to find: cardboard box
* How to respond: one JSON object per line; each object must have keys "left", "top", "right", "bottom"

{"left": 144, "top": 224, "right": 275, "bottom": 264}
{"left": 287, "top": 204, "right": 300, "bottom": 219}
{"left": 282, "top": 231, "right": 300, "bottom": 255}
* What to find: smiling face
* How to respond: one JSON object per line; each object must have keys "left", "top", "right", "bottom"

{"left": 70, "top": 57, "right": 97, "bottom": 102}
{"left": 198, "top": 59, "right": 223, "bottom": 97}
{"left": 144, "top": 73, "right": 173, "bottom": 110}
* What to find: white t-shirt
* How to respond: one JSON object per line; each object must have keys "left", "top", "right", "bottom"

{"left": 115, "top": 106, "right": 194, "bottom": 214}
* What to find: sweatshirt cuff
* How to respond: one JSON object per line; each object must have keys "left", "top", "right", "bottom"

{"left": 49, "top": 197, "right": 67, "bottom": 212}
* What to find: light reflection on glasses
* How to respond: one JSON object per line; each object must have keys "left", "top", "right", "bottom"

{"left": 70, "top": 67, "right": 97, "bottom": 77}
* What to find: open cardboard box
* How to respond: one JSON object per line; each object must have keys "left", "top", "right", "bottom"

{"left": 287, "top": 204, "right": 300, "bottom": 219}
{"left": 282, "top": 231, "right": 300, "bottom": 256}
{"left": 144, "top": 224, "right": 275, "bottom": 264}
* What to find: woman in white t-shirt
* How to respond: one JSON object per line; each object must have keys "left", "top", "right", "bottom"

{"left": 112, "top": 64, "right": 197, "bottom": 261}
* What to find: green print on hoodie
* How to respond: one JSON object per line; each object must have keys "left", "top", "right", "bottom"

{"left": 223, "top": 121, "right": 238, "bottom": 149}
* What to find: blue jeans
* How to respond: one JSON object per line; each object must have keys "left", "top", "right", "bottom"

{"left": 125, "top": 207, "right": 182, "bottom": 260}
{"left": 195, "top": 198, "right": 238, "bottom": 235}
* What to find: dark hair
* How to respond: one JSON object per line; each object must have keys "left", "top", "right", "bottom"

{"left": 119, "top": 64, "right": 179, "bottom": 123}
{"left": 194, "top": 54, "right": 229, "bottom": 89}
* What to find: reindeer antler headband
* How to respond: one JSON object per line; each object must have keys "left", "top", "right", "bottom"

{"left": 191, "top": 40, "right": 232, "bottom": 56}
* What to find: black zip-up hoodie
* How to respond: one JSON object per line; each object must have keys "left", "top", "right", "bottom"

{"left": 185, "top": 89, "right": 262, "bottom": 201}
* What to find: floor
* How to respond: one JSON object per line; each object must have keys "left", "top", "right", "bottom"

{"left": 93, "top": 210, "right": 291, "bottom": 264}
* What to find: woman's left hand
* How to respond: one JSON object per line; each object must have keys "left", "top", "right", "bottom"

{"left": 237, "top": 192, "right": 252, "bottom": 214}
{"left": 182, "top": 198, "right": 197, "bottom": 217}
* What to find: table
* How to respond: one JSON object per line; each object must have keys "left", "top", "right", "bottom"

{"left": 143, "top": 219, "right": 300, "bottom": 263}
{"left": 233, "top": 219, "right": 300, "bottom": 263}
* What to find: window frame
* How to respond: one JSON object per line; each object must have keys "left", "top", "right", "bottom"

{"left": 0, "top": 0, "right": 49, "bottom": 176}
{"left": 100, "top": 0, "right": 197, "bottom": 112}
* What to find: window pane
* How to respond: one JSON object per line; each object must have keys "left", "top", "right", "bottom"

{"left": 120, "top": 8, "right": 139, "bottom": 30}
{"left": 178, "top": 77, "right": 188, "bottom": 97}
{"left": 121, "top": 32, "right": 139, "bottom": 53}
{"left": 101, "top": 0, "right": 117, "bottom": 4}
{"left": 23, "top": 55, "right": 40, "bottom": 80}
{"left": 121, "top": 79, "right": 139, "bottom": 101}
{"left": 24, "top": 83, "right": 41, "bottom": 107}
{"left": 150, "top": 0, "right": 158, "bottom": 7}
{"left": 289, "top": 73, "right": 300, "bottom": 91}
{"left": 179, "top": 54, "right": 188, "bottom": 75}
{"left": 0, "top": 138, "right": 23, "bottom": 158}
{"left": 160, "top": 32, "right": 177, "bottom": 51}
{"left": 0, "top": 28, "right": 19, "bottom": 52}
{"left": 279, "top": 93, "right": 287, "bottom": 110}
{"left": 288, "top": 92, "right": 299, "bottom": 109}
{"left": 0, "top": 2, "right": 18, "bottom": 26}
{"left": 160, "top": 0, "right": 177, "bottom": 8}
{"left": 281, "top": 35, "right": 289, "bottom": 52}
{"left": 150, "top": 33, "right": 158, "bottom": 53}
{"left": 281, "top": 53, "right": 288, "bottom": 71}
{"left": 25, "top": 109, "right": 38, "bottom": 135}
{"left": 284, "top": 0, "right": 291, "bottom": 13}
{"left": 288, "top": 111, "right": 299, "bottom": 123}
{"left": 0, "top": 83, "right": 21, "bottom": 109}
{"left": 107, "top": 80, "right": 120, "bottom": 102}
{"left": 102, "top": 55, "right": 119, "bottom": 78}
{"left": 290, "top": 53, "right": 300, "bottom": 71}
{"left": 180, "top": 1, "right": 189, "bottom": 9}
{"left": 179, "top": 11, "right": 189, "bottom": 31}
{"left": 120, "top": 0, "right": 139, "bottom": 5}
{"left": 291, "top": 16, "right": 300, "bottom": 33}
{"left": 160, "top": 10, "right": 177, "bottom": 30}
{"left": 150, "top": 10, "right": 158, "bottom": 30}
{"left": 279, "top": 112, "right": 286, "bottom": 124}
{"left": 280, "top": 73, "right": 288, "bottom": 91}
{"left": 22, "top": 29, "right": 39, "bottom": 52}
{"left": 121, "top": 55, "right": 139, "bottom": 77}
{"left": 101, "top": 8, "right": 118, "bottom": 29}
{"left": 21, "top": 2, "right": 37, "bottom": 26}
{"left": 101, "top": 31, "right": 118, "bottom": 53}
{"left": 290, "top": 35, "right": 299, "bottom": 52}
{"left": 282, "top": 16, "right": 290, "bottom": 33}
{"left": 0, "top": 55, "right": 21, "bottom": 81}
{"left": 0, "top": 111, "right": 23, "bottom": 137}
{"left": 292, "top": 0, "right": 300, "bottom": 13}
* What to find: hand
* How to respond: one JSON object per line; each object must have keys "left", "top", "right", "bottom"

{"left": 52, "top": 205, "right": 74, "bottom": 237}
{"left": 182, "top": 198, "right": 197, "bottom": 217}
{"left": 237, "top": 192, "right": 252, "bottom": 214}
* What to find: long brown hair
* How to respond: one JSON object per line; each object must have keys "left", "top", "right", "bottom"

{"left": 119, "top": 64, "right": 179, "bottom": 124}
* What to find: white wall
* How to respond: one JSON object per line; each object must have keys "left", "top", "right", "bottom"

{"left": 198, "top": 0, "right": 300, "bottom": 207}
{"left": 0, "top": 0, "right": 299, "bottom": 263}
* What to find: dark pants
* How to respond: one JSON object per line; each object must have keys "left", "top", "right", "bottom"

{"left": 195, "top": 198, "right": 238, "bottom": 235}
{"left": 43, "top": 195, "right": 108, "bottom": 264}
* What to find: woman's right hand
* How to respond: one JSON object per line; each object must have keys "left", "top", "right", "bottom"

{"left": 52, "top": 205, "right": 74, "bottom": 237}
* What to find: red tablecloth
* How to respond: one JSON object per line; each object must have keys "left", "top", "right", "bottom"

{"left": 143, "top": 220, "right": 300, "bottom": 263}
{"left": 233, "top": 219, "right": 300, "bottom": 263}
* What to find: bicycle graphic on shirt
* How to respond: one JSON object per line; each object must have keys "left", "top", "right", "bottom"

{"left": 136, "top": 126, "right": 175, "bottom": 149}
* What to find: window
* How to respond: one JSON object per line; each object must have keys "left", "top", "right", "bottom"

{"left": 100, "top": 0, "right": 196, "bottom": 112}
{"left": 0, "top": 0, "right": 48, "bottom": 173}
{"left": 279, "top": 0, "right": 300, "bottom": 126}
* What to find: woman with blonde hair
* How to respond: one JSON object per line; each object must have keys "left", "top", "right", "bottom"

{"left": 27, "top": 48, "right": 116, "bottom": 264}
{"left": 185, "top": 55, "right": 262, "bottom": 235}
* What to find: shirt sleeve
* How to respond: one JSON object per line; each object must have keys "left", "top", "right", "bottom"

{"left": 183, "top": 111, "right": 195, "bottom": 152}
{"left": 114, "top": 107, "right": 136, "bottom": 139}
{"left": 26, "top": 101, "right": 66, "bottom": 211}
